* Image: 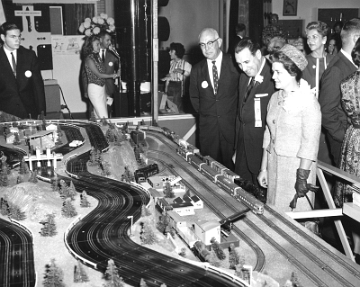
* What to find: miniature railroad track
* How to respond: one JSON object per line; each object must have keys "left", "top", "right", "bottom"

{"left": 147, "top": 132, "right": 360, "bottom": 287}
{"left": 147, "top": 150, "right": 266, "bottom": 272}
{"left": 65, "top": 154, "right": 247, "bottom": 287}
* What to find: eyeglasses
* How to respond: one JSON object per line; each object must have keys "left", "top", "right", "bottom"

{"left": 199, "top": 38, "right": 219, "bottom": 49}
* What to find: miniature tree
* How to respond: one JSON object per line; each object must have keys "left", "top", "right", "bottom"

{"left": 19, "top": 158, "right": 29, "bottom": 175}
{"left": 122, "top": 166, "right": 134, "bottom": 183}
{"left": 13, "top": 132, "right": 21, "bottom": 145}
{"left": 0, "top": 198, "right": 9, "bottom": 216}
{"left": 210, "top": 238, "right": 226, "bottom": 260}
{"left": 59, "top": 179, "right": 68, "bottom": 196}
{"left": 74, "top": 261, "right": 89, "bottom": 283}
{"left": 163, "top": 181, "right": 175, "bottom": 198}
{"left": 62, "top": 199, "right": 78, "bottom": 218}
{"left": 140, "top": 222, "right": 156, "bottom": 245}
{"left": 67, "top": 181, "right": 77, "bottom": 201}
{"left": 43, "top": 258, "right": 65, "bottom": 287}
{"left": 228, "top": 243, "right": 239, "bottom": 269}
{"left": 28, "top": 170, "right": 38, "bottom": 183}
{"left": 40, "top": 214, "right": 57, "bottom": 237}
{"left": 139, "top": 278, "right": 148, "bottom": 287}
{"left": 9, "top": 203, "right": 26, "bottom": 221}
{"left": 103, "top": 259, "right": 124, "bottom": 287}
{"left": 80, "top": 191, "right": 91, "bottom": 207}
{"left": 156, "top": 211, "right": 171, "bottom": 234}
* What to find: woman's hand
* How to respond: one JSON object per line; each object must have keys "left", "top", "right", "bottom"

{"left": 173, "top": 68, "right": 184, "bottom": 74}
{"left": 257, "top": 170, "right": 268, "bottom": 188}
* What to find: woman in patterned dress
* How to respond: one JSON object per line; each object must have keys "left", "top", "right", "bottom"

{"left": 257, "top": 44, "right": 321, "bottom": 212}
{"left": 335, "top": 38, "right": 360, "bottom": 261}
{"left": 83, "top": 35, "right": 119, "bottom": 119}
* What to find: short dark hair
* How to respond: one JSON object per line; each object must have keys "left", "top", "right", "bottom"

{"left": 82, "top": 35, "right": 100, "bottom": 59}
{"left": 341, "top": 18, "right": 360, "bottom": 41}
{"left": 0, "top": 22, "right": 20, "bottom": 36}
{"left": 270, "top": 51, "right": 302, "bottom": 83}
{"left": 236, "top": 23, "right": 246, "bottom": 34}
{"left": 306, "top": 21, "right": 328, "bottom": 37}
{"left": 333, "top": 21, "right": 344, "bottom": 30}
{"left": 235, "top": 37, "right": 260, "bottom": 55}
{"left": 351, "top": 37, "right": 360, "bottom": 66}
{"left": 169, "top": 42, "right": 185, "bottom": 59}
{"left": 98, "top": 29, "right": 112, "bottom": 38}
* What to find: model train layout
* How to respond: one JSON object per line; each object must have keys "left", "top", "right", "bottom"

{"left": 0, "top": 119, "right": 360, "bottom": 287}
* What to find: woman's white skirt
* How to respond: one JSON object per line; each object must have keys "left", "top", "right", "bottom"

{"left": 88, "top": 83, "right": 108, "bottom": 119}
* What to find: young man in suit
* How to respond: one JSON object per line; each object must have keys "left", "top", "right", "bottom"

{"left": 319, "top": 18, "right": 360, "bottom": 166}
{"left": 0, "top": 22, "right": 46, "bottom": 119}
{"left": 234, "top": 38, "right": 275, "bottom": 185}
{"left": 99, "top": 30, "right": 119, "bottom": 117}
{"left": 190, "top": 28, "right": 240, "bottom": 170}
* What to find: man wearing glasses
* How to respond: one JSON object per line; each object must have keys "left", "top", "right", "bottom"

{"left": 190, "top": 28, "right": 240, "bottom": 170}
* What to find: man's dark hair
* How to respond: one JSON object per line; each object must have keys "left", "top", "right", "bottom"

{"left": 351, "top": 37, "right": 360, "bottom": 66}
{"left": 236, "top": 23, "right": 246, "bottom": 34}
{"left": 170, "top": 42, "right": 185, "bottom": 59}
{"left": 235, "top": 37, "right": 260, "bottom": 55}
{"left": 0, "top": 22, "right": 20, "bottom": 36}
{"left": 98, "top": 29, "right": 112, "bottom": 38}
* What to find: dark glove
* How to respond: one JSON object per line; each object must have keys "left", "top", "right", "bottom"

{"left": 295, "top": 168, "right": 310, "bottom": 198}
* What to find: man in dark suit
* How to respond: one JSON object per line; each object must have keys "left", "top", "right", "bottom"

{"left": 319, "top": 18, "right": 360, "bottom": 166}
{"left": 0, "top": 22, "right": 45, "bottom": 119}
{"left": 99, "top": 30, "right": 119, "bottom": 117}
{"left": 190, "top": 28, "right": 240, "bottom": 169}
{"left": 234, "top": 38, "right": 275, "bottom": 185}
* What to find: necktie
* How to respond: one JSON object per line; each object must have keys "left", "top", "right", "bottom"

{"left": 11, "top": 52, "right": 17, "bottom": 77}
{"left": 245, "top": 77, "right": 256, "bottom": 100}
{"left": 212, "top": 61, "right": 218, "bottom": 95}
{"left": 101, "top": 49, "right": 105, "bottom": 61}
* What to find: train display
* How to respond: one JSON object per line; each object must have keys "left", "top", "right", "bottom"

{"left": 128, "top": 124, "right": 265, "bottom": 215}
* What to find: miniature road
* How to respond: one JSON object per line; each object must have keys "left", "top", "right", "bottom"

{"left": 0, "top": 218, "right": 35, "bottom": 287}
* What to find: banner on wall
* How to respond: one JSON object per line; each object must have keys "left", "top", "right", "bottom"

{"left": 51, "top": 35, "right": 84, "bottom": 55}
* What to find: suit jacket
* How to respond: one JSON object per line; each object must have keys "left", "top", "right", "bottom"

{"left": 319, "top": 51, "right": 357, "bottom": 143}
{"left": 190, "top": 53, "right": 239, "bottom": 146}
{"left": 0, "top": 46, "right": 46, "bottom": 119}
{"left": 263, "top": 84, "right": 321, "bottom": 161}
{"left": 236, "top": 59, "right": 275, "bottom": 173}
{"left": 102, "top": 49, "right": 119, "bottom": 97}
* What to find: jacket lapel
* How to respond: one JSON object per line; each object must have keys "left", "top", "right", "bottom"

{"left": 0, "top": 47, "right": 16, "bottom": 77}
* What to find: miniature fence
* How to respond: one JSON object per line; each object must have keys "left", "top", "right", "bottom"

{"left": 286, "top": 160, "right": 360, "bottom": 262}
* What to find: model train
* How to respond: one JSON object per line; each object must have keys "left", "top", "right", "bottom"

{"left": 128, "top": 124, "right": 265, "bottom": 214}
{"left": 134, "top": 163, "right": 159, "bottom": 183}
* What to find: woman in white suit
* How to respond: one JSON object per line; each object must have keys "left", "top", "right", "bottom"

{"left": 257, "top": 44, "right": 321, "bottom": 212}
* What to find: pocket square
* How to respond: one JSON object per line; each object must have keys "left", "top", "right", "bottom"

{"left": 255, "top": 93, "right": 268, "bottom": 98}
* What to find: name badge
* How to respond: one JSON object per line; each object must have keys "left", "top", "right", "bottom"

{"left": 254, "top": 98, "right": 262, "bottom": 127}
{"left": 255, "top": 93, "right": 268, "bottom": 98}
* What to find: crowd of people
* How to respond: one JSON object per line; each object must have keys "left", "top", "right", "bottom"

{"left": 189, "top": 18, "right": 360, "bottom": 260}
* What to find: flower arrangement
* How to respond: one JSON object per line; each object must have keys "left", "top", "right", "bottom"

{"left": 78, "top": 13, "right": 115, "bottom": 36}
